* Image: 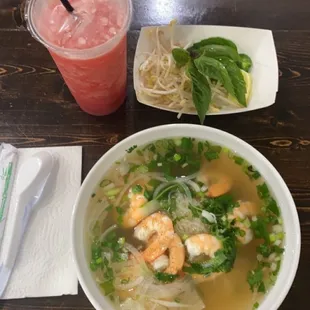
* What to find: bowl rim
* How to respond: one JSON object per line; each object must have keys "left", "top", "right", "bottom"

{"left": 72, "top": 124, "right": 301, "bottom": 310}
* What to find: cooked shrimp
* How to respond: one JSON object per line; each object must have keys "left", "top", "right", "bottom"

{"left": 134, "top": 212, "right": 174, "bottom": 262}
{"left": 185, "top": 234, "right": 223, "bottom": 282}
{"left": 151, "top": 234, "right": 185, "bottom": 275}
{"left": 122, "top": 183, "right": 157, "bottom": 228}
{"left": 207, "top": 174, "right": 232, "bottom": 198}
{"left": 122, "top": 191, "right": 148, "bottom": 228}
{"left": 229, "top": 201, "right": 258, "bottom": 244}
{"left": 185, "top": 233, "right": 222, "bottom": 260}
{"left": 198, "top": 168, "right": 232, "bottom": 198}
{"left": 165, "top": 234, "right": 185, "bottom": 274}
{"left": 151, "top": 254, "right": 169, "bottom": 272}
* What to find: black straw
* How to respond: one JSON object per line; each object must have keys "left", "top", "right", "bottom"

{"left": 60, "top": 0, "right": 74, "bottom": 13}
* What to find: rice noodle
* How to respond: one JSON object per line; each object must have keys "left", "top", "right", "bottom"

{"left": 153, "top": 180, "right": 192, "bottom": 200}
{"left": 202, "top": 210, "right": 217, "bottom": 223}
{"left": 88, "top": 202, "right": 110, "bottom": 236}
{"left": 185, "top": 180, "right": 201, "bottom": 192}
{"left": 120, "top": 298, "right": 144, "bottom": 310}
{"left": 151, "top": 299, "right": 192, "bottom": 308}
{"left": 124, "top": 243, "right": 151, "bottom": 273}
{"left": 176, "top": 172, "right": 199, "bottom": 182}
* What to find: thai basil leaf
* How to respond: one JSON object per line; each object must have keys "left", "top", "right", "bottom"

{"left": 187, "top": 61, "right": 211, "bottom": 124}
{"left": 194, "top": 56, "right": 236, "bottom": 98}
{"left": 218, "top": 57, "right": 247, "bottom": 106}
{"left": 172, "top": 48, "right": 190, "bottom": 67}
{"left": 238, "top": 53, "right": 253, "bottom": 72}
{"left": 189, "top": 37, "right": 238, "bottom": 52}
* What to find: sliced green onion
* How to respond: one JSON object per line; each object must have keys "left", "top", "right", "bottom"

{"left": 174, "top": 138, "right": 182, "bottom": 146}
{"left": 100, "top": 179, "right": 111, "bottom": 188}
{"left": 96, "top": 257, "right": 103, "bottom": 264}
{"left": 105, "top": 188, "right": 121, "bottom": 197}
{"left": 173, "top": 153, "right": 182, "bottom": 162}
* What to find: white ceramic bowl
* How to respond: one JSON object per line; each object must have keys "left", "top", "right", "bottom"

{"left": 72, "top": 124, "right": 301, "bottom": 310}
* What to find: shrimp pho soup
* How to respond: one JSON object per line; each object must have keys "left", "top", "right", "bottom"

{"left": 86, "top": 137, "right": 285, "bottom": 310}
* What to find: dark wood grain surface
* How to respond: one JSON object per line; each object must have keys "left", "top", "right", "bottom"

{"left": 0, "top": 0, "right": 309, "bottom": 309}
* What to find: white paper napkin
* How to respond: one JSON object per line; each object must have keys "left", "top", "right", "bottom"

{"left": 0, "top": 146, "right": 82, "bottom": 299}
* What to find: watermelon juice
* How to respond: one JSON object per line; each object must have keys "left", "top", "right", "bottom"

{"left": 25, "top": 0, "right": 133, "bottom": 115}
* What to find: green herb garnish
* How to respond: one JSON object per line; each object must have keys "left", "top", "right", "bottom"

{"left": 126, "top": 145, "right": 138, "bottom": 153}
{"left": 187, "top": 60, "right": 211, "bottom": 124}
{"left": 247, "top": 266, "right": 266, "bottom": 293}
{"left": 218, "top": 57, "right": 247, "bottom": 106}
{"left": 132, "top": 184, "right": 143, "bottom": 194}
{"left": 257, "top": 183, "right": 270, "bottom": 199}
{"left": 238, "top": 53, "right": 253, "bottom": 72}
{"left": 189, "top": 37, "right": 238, "bottom": 52}
{"left": 155, "top": 272, "right": 179, "bottom": 283}
{"left": 195, "top": 56, "right": 236, "bottom": 99}
{"left": 172, "top": 48, "right": 191, "bottom": 67}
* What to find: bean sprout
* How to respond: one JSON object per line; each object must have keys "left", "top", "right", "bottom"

{"left": 137, "top": 22, "right": 245, "bottom": 117}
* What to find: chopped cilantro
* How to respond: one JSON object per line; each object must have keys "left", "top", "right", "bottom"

{"left": 91, "top": 193, "right": 96, "bottom": 198}
{"left": 251, "top": 216, "right": 270, "bottom": 243}
{"left": 247, "top": 267, "right": 265, "bottom": 293}
{"left": 144, "top": 190, "right": 152, "bottom": 200}
{"left": 132, "top": 184, "right": 143, "bottom": 194}
{"left": 257, "top": 243, "right": 284, "bottom": 258}
{"left": 253, "top": 302, "right": 260, "bottom": 309}
{"left": 198, "top": 141, "right": 204, "bottom": 154}
{"left": 164, "top": 174, "right": 175, "bottom": 181}
{"left": 116, "top": 207, "right": 125, "bottom": 215}
{"left": 257, "top": 243, "right": 271, "bottom": 258}
{"left": 204, "top": 150, "right": 220, "bottom": 161}
{"left": 160, "top": 199, "right": 177, "bottom": 216}
{"left": 257, "top": 183, "right": 270, "bottom": 199}
{"left": 126, "top": 145, "right": 137, "bottom": 153}
{"left": 180, "top": 137, "right": 194, "bottom": 151}
{"left": 265, "top": 197, "right": 280, "bottom": 216}
{"left": 155, "top": 272, "right": 179, "bottom": 283}
{"left": 233, "top": 156, "right": 244, "bottom": 165}
{"left": 247, "top": 165, "right": 261, "bottom": 180}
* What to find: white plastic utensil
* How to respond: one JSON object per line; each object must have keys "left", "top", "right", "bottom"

{"left": 0, "top": 151, "right": 55, "bottom": 297}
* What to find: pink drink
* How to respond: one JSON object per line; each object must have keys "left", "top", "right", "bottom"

{"left": 25, "top": 0, "right": 132, "bottom": 115}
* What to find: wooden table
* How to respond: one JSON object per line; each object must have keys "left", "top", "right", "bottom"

{"left": 0, "top": 0, "right": 309, "bottom": 309}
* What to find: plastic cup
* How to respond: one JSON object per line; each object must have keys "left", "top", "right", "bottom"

{"left": 25, "top": 0, "right": 133, "bottom": 116}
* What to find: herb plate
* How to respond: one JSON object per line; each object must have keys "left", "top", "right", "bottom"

{"left": 133, "top": 25, "right": 279, "bottom": 116}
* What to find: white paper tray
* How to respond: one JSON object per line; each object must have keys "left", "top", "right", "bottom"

{"left": 133, "top": 25, "right": 279, "bottom": 116}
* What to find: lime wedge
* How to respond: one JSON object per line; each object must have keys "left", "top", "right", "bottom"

{"left": 241, "top": 69, "right": 252, "bottom": 104}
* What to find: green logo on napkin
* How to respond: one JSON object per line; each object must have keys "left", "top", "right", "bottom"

{"left": 0, "top": 162, "right": 13, "bottom": 221}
